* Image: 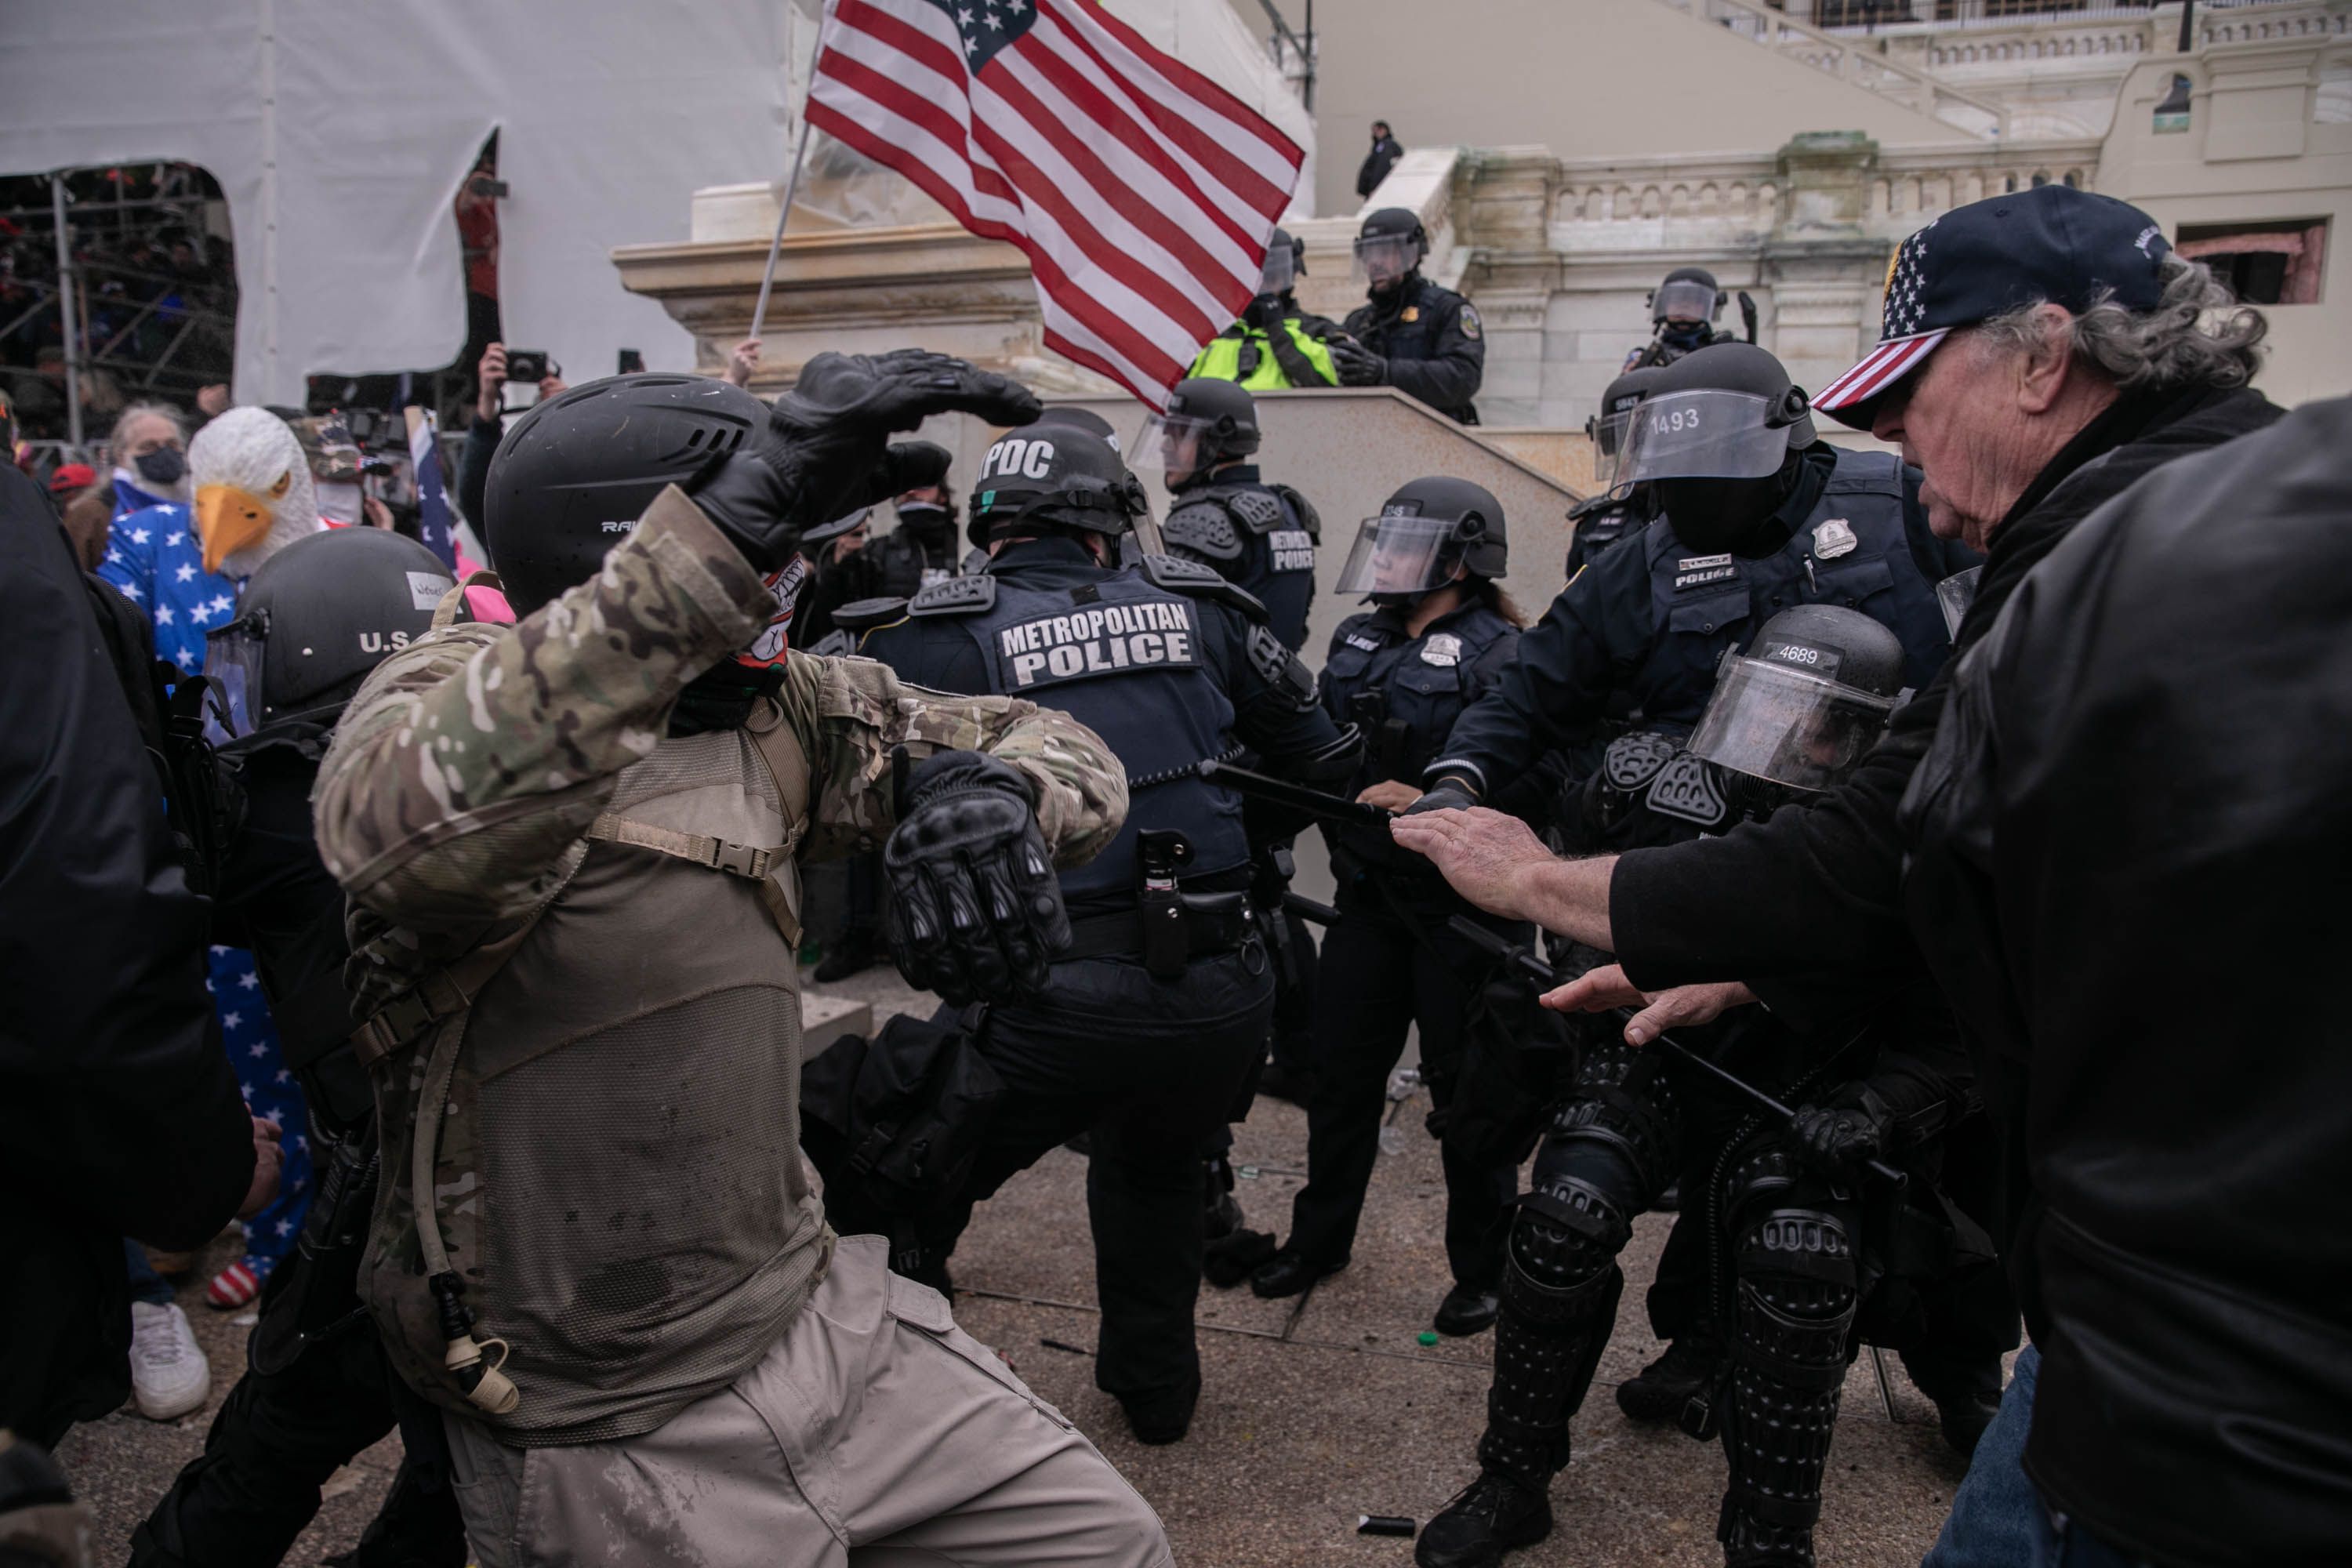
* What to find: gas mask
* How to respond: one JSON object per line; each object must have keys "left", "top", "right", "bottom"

{"left": 1659, "top": 320, "right": 1715, "bottom": 354}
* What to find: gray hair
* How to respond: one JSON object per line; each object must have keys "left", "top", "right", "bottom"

{"left": 1973, "top": 254, "right": 2267, "bottom": 393}
{"left": 108, "top": 398, "right": 188, "bottom": 456}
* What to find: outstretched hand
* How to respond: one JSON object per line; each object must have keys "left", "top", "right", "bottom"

{"left": 1541, "top": 961, "right": 1759, "bottom": 1047}
{"left": 1388, "top": 806, "right": 1551, "bottom": 924}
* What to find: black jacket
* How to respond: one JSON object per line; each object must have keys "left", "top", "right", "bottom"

{"left": 1610, "top": 384, "right": 2285, "bottom": 1004}
{"left": 1904, "top": 396, "right": 2352, "bottom": 1566}
{"left": 0, "top": 469, "right": 255, "bottom": 1443}
{"left": 1341, "top": 276, "right": 1484, "bottom": 424}
{"left": 1356, "top": 134, "right": 1403, "bottom": 199}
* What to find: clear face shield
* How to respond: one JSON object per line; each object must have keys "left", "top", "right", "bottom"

{"left": 1131, "top": 412, "right": 1216, "bottom": 487}
{"left": 1617, "top": 390, "right": 1795, "bottom": 485}
{"left": 1652, "top": 278, "right": 1720, "bottom": 325}
{"left": 1590, "top": 406, "right": 1643, "bottom": 490}
{"left": 201, "top": 612, "right": 272, "bottom": 742}
{"left": 1334, "top": 511, "right": 1459, "bottom": 597}
{"left": 1352, "top": 234, "right": 1420, "bottom": 289}
{"left": 1257, "top": 244, "right": 1296, "bottom": 300}
{"left": 1687, "top": 654, "right": 1903, "bottom": 794}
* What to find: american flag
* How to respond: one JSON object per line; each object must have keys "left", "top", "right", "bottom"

{"left": 406, "top": 406, "right": 459, "bottom": 569}
{"left": 804, "top": 0, "right": 1304, "bottom": 407}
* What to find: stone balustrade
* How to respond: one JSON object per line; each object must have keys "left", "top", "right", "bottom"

{"left": 2202, "top": 0, "right": 2352, "bottom": 44}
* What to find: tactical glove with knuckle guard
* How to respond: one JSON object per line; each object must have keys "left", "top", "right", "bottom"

{"left": 883, "top": 751, "right": 1072, "bottom": 1006}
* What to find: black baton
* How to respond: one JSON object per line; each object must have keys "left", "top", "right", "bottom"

{"left": 1447, "top": 915, "right": 1906, "bottom": 1190}
{"left": 1199, "top": 759, "right": 1396, "bottom": 829}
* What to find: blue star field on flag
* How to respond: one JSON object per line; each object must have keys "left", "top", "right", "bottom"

{"left": 922, "top": 0, "right": 1035, "bottom": 73}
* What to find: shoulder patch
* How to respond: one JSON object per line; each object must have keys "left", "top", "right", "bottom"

{"left": 1163, "top": 499, "right": 1245, "bottom": 563}
{"left": 1247, "top": 621, "right": 1319, "bottom": 710}
{"left": 1138, "top": 551, "right": 1271, "bottom": 622}
{"left": 829, "top": 595, "right": 910, "bottom": 633}
{"left": 1457, "top": 302, "right": 1482, "bottom": 341}
{"left": 908, "top": 574, "right": 996, "bottom": 617}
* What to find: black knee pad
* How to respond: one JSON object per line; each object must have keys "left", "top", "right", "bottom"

{"left": 1504, "top": 1187, "right": 1625, "bottom": 1321}
{"left": 1541, "top": 1041, "right": 1683, "bottom": 1196}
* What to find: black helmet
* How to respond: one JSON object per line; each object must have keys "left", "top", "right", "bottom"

{"left": 1136, "top": 378, "right": 1260, "bottom": 488}
{"left": 1334, "top": 474, "right": 1508, "bottom": 597}
{"left": 1620, "top": 343, "right": 1816, "bottom": 482}
{"left": 802, "top": 509, "right": 869, "bottom": 548}
{"left": 1587, "top": 365, "right": 1664, "bottom": 461}
{"left": 1031, "top": 405, "right": 1121, "bottom": 455}
{"left": 1689, "top": 604, "right": 1909, "bottom": 793}
{"left": 1258, "top": 227, "right": 1306, "bottom": 297}
{"left": 1650, "top": 266, "right": 1726, "bottom": 325}
{"left": 1354, "top": 206, "right": 1427, "bottom": 288}
{"left": 969, "top": 426, "right": 1145, "bottom": 539}
{"left": 203, "top": 528, "right": 456, "bottom": 736}
{"left": 484, "top": 373, "right": 766, "bottom": 615}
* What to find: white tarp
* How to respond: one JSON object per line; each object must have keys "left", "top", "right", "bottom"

{"left": 0, "top": 0, "right": 794, "bottom": 406}
{"left": 0, "top": 0, "right": 1311, "bottom": 408}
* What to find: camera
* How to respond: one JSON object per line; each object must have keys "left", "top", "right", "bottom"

{"left": 504, "top": 350, "right": 554, "bottom": 384}
{"left": 468, "top": 175, "right": 510, "bottom": 201}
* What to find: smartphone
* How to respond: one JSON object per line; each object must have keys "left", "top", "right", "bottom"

{"left": 617, "top": 349, "right": 645, "bottom": 376}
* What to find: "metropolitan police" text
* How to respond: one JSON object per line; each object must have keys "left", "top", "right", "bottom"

{"left": 1000, "top": 601, "right": 1196, "bottom": 688}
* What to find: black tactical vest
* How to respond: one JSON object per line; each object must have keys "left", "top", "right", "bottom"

{"left": 1323, "top": 603, "right": 1518, "bottom": 870}
{"left": 1632, "top": 449, "right": 1948, "bottom": 730}
{"left": 872, "top": 529, "right": 959, "bottom": 601}
{"left": 1163, "top": 477, "right": 1319, "bottom": 652}
{"left": 912, "top": 565, "right": 1250, "bottom": 902}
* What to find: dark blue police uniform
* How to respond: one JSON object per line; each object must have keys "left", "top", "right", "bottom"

{"left": 1429, "top": 447, "right": 1976, "bottom": 797}
{"left": 855, "top": 539, "right": 1345, "bottom": 1421}
{"left": 1280, "top": 597, "right": 1530, "bottom": 1290}
{"left": 1161, "top": 464, "right": 1320, "bottom": 654}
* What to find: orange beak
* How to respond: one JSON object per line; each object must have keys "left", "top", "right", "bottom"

{"left": 198, "top": 484, "right": 274, "bottom": 574}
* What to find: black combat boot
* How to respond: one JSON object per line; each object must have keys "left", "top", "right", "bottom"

{"left": 1415, "top": 1469, "right": 1552, "bottom": 1568}
{"left": 1615, "top": 1331, "right": 1725, "bottom": 1425}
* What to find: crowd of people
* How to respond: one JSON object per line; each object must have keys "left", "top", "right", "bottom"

{"left": 2, "top": 167, "right": 2342, "bottom": 1568}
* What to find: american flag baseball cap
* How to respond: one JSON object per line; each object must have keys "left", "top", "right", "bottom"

{"left": 1814, "top": 186, "right": 2172, "bottom": 428}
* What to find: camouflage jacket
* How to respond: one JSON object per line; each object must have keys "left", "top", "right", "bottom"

{"left": 310, "top": 486, "right": 1125, "bottom": 1440}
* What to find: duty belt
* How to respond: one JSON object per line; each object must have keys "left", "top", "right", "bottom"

{"left": 1058, "top": 892, "right": 1254, "bottom": 964}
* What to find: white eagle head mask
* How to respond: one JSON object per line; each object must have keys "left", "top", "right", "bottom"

{"left": 192, "top": 406, "right": 322, "bottom": 578}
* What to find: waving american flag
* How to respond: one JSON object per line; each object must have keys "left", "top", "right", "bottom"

{"left": 804, "top": 0, "right": 1304, "bottom": 407}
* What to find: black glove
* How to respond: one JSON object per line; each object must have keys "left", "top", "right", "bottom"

{"left": 1789, "top": 1084, "right": 1897, "bottom": 1180}
{"left": 1404, "top": 773, "right": 1480, "bottom": 815}
{"left": 883, "top": 751, "right": 1071, "bottom": 1006}
{"left": 691, "top": 350, "right": 1040, "bottom": 569}
{"left": 1328, "top": 336, "right": 1388, "bottom": 387}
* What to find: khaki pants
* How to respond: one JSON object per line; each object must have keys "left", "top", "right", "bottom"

{"left": 442, "top": 1236, "right": 1171, "bottom": 1567}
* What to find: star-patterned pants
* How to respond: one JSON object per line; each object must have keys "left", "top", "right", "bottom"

{"left": 210, "top": 946, "right": 313, "bottom": 1275}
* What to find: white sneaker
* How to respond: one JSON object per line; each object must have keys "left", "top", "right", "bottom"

{"left": 129, "top": 1300, "right": 211, "bottom": 1420}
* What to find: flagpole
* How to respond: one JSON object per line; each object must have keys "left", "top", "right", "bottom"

{"left": 750, "top": 2, "right": 835, "bottom": 343}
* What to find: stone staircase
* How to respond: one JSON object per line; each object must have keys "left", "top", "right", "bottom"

{"left": 1646, "top": 0, "right": 2012, "bottom": 139}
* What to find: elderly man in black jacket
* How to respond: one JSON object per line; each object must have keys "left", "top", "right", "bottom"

{"left": 1394, "top": 187, "right": 2293, "bottom": 1566}
{"left": 1, "top": 465, "right": 277, "bottom": 1446}
{"left": 1900, "top": 394, "right": 2352, "bottom": 1567}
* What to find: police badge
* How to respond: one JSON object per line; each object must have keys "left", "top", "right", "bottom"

{"left": 1421, "top": 632, "right": 1463, "bottom": 666}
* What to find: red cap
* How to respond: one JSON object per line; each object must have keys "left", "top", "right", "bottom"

{"left": 48, "top": 462, "right": 97, "bottom": 495}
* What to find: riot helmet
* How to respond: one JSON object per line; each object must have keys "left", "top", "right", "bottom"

{"left": 1620, "top": 343, "right": 1818, "bottom": 558}
{"left": 1133, "top": 378, "right": 1260, "bottom": 491}
{"left": 1650, "top": 267, "right": 1725, "bottom": 326}
{"left": 484, "top": 373, "right": 766, "bottom": 615}
{"left": 1258, "top": 227, "right": 1305, "bottom": 299}
{"left": 969, "top": 426, "right": 1146, "bottom": 543}
{"left": 1334, "top": 475, "right": 1508, "bottom": 602}
{"left": 802, "top": 508, "right": 869, "bottom": 551}
{"left": 204, "top": 528, "right": 455, "bottom": 739}
{"left": 1587, "top": 365, "right": 1664, "bottom": 485}
{"left": 1688, "top": 604, "right": 1908, "bottom": 794}
{"left": 1032, "top": 404, "right": 1121, "bottom": 454}
{"left": 1353, "top": 207, "right": 1427, "bottom": 292}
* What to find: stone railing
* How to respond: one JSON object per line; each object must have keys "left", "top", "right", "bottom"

{"left": 2202, "top": 0, "right": 2352, "bottom": 44}
{"left": 1537, "top": 139, "right": 2100, "bottom": 245}
{"left": 1647, "top": 0, "right": 2011, "bottom": 137}
{"left": 1920, "top": 22, "right": 2153, "bottom": 70}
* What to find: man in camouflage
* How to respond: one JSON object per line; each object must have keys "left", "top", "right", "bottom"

{"left": 313, "top": 354, "right": 1169, "bottom": 1567}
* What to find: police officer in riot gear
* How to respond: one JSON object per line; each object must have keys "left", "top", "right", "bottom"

{"left": 1565, "top": 366, "right": 1664, "bottom": 580}
{"left": 1332, "top": 208, "right": 1485, "bottom": 425}
{"left": 798, "top": 475, "right": 968, "bottom": 650}
{"left": 1622, "top": 266, "right": 1751, "bottom": 373}
{"left": 131, "top": 528, "right": 469, "bottom": 1568}
{"left": 1248, "top": 478, "right": 1531, "bottom": 1336}
{"left": 1413, "top": 342, "right": 1976, "bottom": 823}
{"left": 1418, "top": 604, "right": 1984, "bottom": 1568}
{"left": 853, "top": 424, "right": 1358, "bottom": 1445}
{"left": 1187, "top": 228, "right": 1344, "bottom": 390}
{"left": 1142, "top": 378, "right": 1321, "bottom": 653}
{"left": 1142, "top": 379, "right": 1326, "bottom": 1106}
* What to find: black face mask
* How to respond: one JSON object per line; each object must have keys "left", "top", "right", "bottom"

{"left": 1658, "top": 320, "right": 1714, "bottom": 353}
{"left": 1653, "top": 463, "right": 1801, "bottom": 561}
{"left": 135, "top": 447, "right": 187, "bottom": 487}
{"left": 896, "top": 503, "right": 953, "bottom": 542}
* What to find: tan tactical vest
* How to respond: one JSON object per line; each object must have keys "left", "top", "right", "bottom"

{"left": 354, "top": 689, "right": 833, "bottom": 1446}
